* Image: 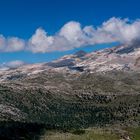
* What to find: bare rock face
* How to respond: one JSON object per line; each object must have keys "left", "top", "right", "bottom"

{"left": 135, "top": 57, "right": 140, "bottom": 67}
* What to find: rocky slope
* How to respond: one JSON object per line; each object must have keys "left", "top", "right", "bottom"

{"left": 1, "top": 44, "right": 140, "bottom": 82}
{"left": 47, "top": 44, "right": 140, "bottom": 73}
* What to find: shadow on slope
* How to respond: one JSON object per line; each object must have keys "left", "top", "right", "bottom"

{"left": 0, "top": 121, "right": 46, "bottom": 140}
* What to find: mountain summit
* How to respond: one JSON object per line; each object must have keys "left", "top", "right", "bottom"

{"left": 74, "top": 50, "right": 87, "bottom": 57}
{"left": 45, "top": 44, "right": 140, "bottom": 73}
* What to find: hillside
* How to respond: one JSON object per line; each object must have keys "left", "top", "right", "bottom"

{"left": 0, "top": 44, "right": 140, "bottom": 139}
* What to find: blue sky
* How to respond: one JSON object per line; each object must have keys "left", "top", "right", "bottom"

{"left": 0, "top": 0, "right": 140, "bottom": 65}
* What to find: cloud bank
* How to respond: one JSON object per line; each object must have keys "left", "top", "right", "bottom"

{"left": 1, "top": 17, "right": 140, "bottom": 53}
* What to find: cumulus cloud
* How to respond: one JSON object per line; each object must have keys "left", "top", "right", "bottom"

{"left": 59, "top": 21, "right": 86, "bottom": 46}
{"left": 1, "top": 17, "right": 140, "bottom": 53}
{"left": 0, "top": 35, "right": 25, "bottom": 52}
{"left": 101, "top": 17, "right": 140, "bottom": 44}
{"left": 29, "top": 17, "right": 140, "bottom": 53}
{"left": 28, "top": 28, "right": 54, "bottom": 53}
{"left": 6, "top": 37, "right": 25, "bottom": 52}
{"left": 28, "top": 21, "right": 115, "bottom": 53}
{"left": 28, "top": 22, "right": 86, "bottom": 53}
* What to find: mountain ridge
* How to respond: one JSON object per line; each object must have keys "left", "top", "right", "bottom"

{"left": 0, "top": 44, "right": 140, "bottom": 82}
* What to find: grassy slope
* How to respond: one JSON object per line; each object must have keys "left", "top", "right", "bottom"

{"left": 41, "top": 127, "right": 140, "bottom": 140}
{"left": 43, "top": 131, "right": 119, "bottom": 140}
{"left": 126, "top": 127, "right": 140, "bottom": 140}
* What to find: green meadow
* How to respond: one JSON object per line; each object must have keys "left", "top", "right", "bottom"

{"left": 40, "top": 127, "right": 140, "bottom": 140}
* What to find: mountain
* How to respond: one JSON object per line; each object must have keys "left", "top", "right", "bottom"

{"left": 46, "top": 44, "right": 140, "bottom": 73}
{"left": 0, "top": 44, "right": 140, "bottom": 136}
{"left": 1, "top": 44, "right": 140, "bottom": 82}
{"left": 74, "top": 50, "right": 87, "bottom": 57}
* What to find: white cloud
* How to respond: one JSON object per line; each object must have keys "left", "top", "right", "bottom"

{"left": 1, "top": 17, "right": 140, "bottom": 53}
{"left": 4, "top": 60, "right": 25, "bottom": 68}
{"left": 59, "top": 21, "right": 86, "bottom": 47}
{"left": 101, "top": 17, "right": 140, "bottom": 44}
{"left": 6, "top": 37, "right": 25, "bottom": 52}
{"left": 28, "top": 22, "right": 86, "bottom": 53}
{"left": 59, "top": 21, "right": 82, "bottom": 41}
{"left": 28, "top": 28, "right": 54, "bottom": 53}
{"left": 28, "top": 21, "right": 115, "bottom": 53}
{"left": 28, "top": 18, "right": 128, "bottom": 53}
{"left": 0, "top": 35, "right": 25, "bottom": 52}
{"left": 0, "top": 60, "right": 25, "bottom": 70}
{"left": 83, "top": 25, "right": 116, "bottom": 44}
